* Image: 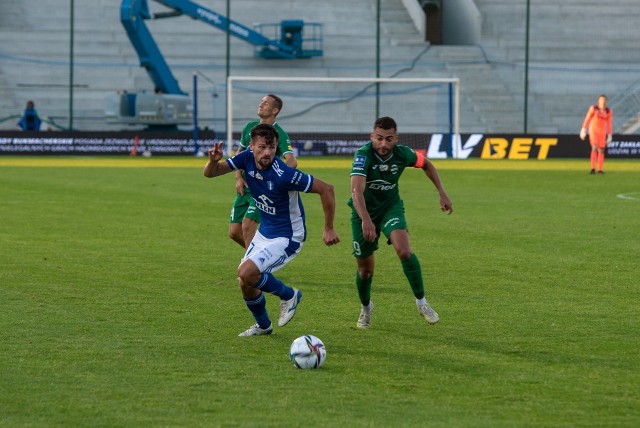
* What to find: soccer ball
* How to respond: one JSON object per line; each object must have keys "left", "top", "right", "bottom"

{"left": 289, "top": 335, "right": 326, "bottom": 369}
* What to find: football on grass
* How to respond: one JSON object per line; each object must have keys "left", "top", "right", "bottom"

{"left": 289, "top": 335, "right": 326, "bottom": 369}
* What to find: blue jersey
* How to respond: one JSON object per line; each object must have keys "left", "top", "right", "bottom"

{"left": 227, "top": 150, "right": 314, "bottom": 242}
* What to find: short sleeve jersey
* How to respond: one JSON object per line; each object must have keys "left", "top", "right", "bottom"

{"left": 227, "top": 150, "right": 314, "bottom": 242}
{"left": 348, "top": 142, "right": 419, "bottom": 218}
{"left": 239, "top": 120, "right": 293, "bottom": 157}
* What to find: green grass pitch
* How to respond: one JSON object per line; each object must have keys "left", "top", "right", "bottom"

{"left": 1, "top": 156, "right": 639, "bottom": 426}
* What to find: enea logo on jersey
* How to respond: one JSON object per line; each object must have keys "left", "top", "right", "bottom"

{"left": 368, "top": 179, "right": 397, "bottom": 191}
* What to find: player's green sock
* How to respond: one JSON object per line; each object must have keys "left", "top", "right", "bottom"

{"left": 355, "top": 271, "right": 372, "bottom": 306}
{"left": 402, "top": 253, "right": 425, "bottom": 299}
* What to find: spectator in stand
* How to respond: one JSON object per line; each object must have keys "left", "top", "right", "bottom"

{"left": 17, "top": 100, "right": 42, "bottom": 131}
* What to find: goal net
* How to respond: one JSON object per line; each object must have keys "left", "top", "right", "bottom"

{"left": 225, "top": 76, "right": 459, "bottom": 156}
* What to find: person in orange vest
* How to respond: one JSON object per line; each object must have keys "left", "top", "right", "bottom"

{"left": 580, "top": 95, "right": 613, "bottom": 174}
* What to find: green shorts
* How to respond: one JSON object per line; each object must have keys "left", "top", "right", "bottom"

{"left": 230, "top": 191, "right": 261, "bottom": 224}
{"left": 350, "top": 199, "right": 407, "bottom": 259}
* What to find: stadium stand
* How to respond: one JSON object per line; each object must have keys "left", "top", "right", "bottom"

{"left": 0, "top": 0, "right": 638, "bottom": 133}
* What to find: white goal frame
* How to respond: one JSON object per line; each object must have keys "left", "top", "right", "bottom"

{"left": 226, "top": 75, "right": 460, "bottom": 151}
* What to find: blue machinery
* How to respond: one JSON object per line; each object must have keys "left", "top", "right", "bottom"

{"left": 106, "top": 0, "right": 323, "bottom": 126}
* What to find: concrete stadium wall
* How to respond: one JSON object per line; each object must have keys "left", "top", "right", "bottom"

{"left": 1, "top": 0, "right": 639, "bottom": 135}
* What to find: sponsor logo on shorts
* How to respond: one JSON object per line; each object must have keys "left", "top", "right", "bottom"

{"left": 383, "top": 217, "right": 400, "bottom": 229}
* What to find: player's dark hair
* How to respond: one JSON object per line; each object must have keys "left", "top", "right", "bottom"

{"left": 374, "top": 116, "right": 397, "bottom": 131}
{"left": 250, "top": 123, "right": 279, "bottom": 145}
{"left": 267, "top": 94, "right": 283, "bottom": 115}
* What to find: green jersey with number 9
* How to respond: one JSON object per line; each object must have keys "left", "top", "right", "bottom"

{"left": 348, "top": 142, "right": 420, "bottom": 217}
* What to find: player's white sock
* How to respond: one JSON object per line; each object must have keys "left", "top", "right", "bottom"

{"left": 416, "top": 297, "right": 427, "bottom": 308}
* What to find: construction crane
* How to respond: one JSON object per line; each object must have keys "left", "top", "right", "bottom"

{"left": 105, "top": 0, "right": 323, "bottom": 127}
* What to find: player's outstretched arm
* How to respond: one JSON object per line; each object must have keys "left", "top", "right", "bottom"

{"left": 422, "top": 159, "right": 453, "bottom": 215}
{"left": 203, "top": 142, "right": 232, "bottom": 178}
{"left": 310, "top": 178, "right": 340, "bottom": 246}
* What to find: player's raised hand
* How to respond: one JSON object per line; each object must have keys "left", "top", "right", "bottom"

{"left": 204, "top": 142, "right": 231, "bottom": 177}
{"left": 208, "top": 142, "right": 224, "bottom": 162}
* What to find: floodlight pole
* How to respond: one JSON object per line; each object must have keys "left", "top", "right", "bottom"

{"left": 193, "top": 73, "right": 199, "bottom": 155}
{"left": 225, "top": 0, "right": 230, "bottom": 146}
{"left": 375, "top": 0, "right": 381, "bottom": 119}
{"left": 68, "top": 0, "right": 75, "bottom": 130}
{"left": 524, "top": 0, "right": 530, "bottom": 133}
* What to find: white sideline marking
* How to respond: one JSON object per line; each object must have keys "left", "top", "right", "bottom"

{"left": 617, "top": 192, "right": 640, "bottom": 201}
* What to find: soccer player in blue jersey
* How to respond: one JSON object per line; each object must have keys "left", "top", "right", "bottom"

{"left": 349, "top": 116, "right": 452, "bottom": 329}
{"left": 204, "top": 124, "right": 340, "bottom": 336}
{"left": 229, "top": 94, "right": 297, "bottom": 249}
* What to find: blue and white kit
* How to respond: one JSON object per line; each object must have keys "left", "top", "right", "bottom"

{"left": 227, "top": 150, "right": 315, "bottom": 272}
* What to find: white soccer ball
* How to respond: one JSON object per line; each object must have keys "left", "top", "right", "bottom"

{"left": 289, "top": 335, "right": 326, "bottom": 369}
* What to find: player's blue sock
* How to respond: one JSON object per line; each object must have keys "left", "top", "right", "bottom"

{"left": 243, "top": 292, "right": 271, "bottom": 329}
{"left": 257, "top": 273, "right": 294, "bottom": 300}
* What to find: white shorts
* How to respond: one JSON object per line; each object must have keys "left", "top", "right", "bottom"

{"left": 241, "top": 231, "right": 303, "bottom": 274}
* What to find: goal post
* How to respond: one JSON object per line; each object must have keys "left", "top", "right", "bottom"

{"left": 226, "top": 76, "right": 460, "bottom": 156}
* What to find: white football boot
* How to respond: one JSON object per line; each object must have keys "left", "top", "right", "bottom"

{"left": 278, "top": 289, "right": 302, "bottom": 327}
{"left": 418, "top": 303, "right": 439, "bottom": 325}
{"left": 357, "top": 301, "right": 374, "bottom": 329}
{"left": 238, "top": 323, "right": 273, "bottom": 337}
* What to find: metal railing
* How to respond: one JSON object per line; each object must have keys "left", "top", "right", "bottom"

{"left": 609, "top": 78, "right": 640, "bottom": 134}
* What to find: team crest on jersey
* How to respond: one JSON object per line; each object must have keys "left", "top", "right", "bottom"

{"left": 373, "top": 164, "right": 399, "bottom": 174}
{"left": 255, "top": 172, "right": 263, "bottom": 181}
{"left": 354, "top": 155, "right": 366, "bottom": 168}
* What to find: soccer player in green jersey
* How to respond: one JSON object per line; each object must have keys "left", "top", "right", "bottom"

{"left": 229, "top": 94, "right": 297, "bottom": 248}
{"left": 348, "top": 116, "right": 453, "bottom": 329}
